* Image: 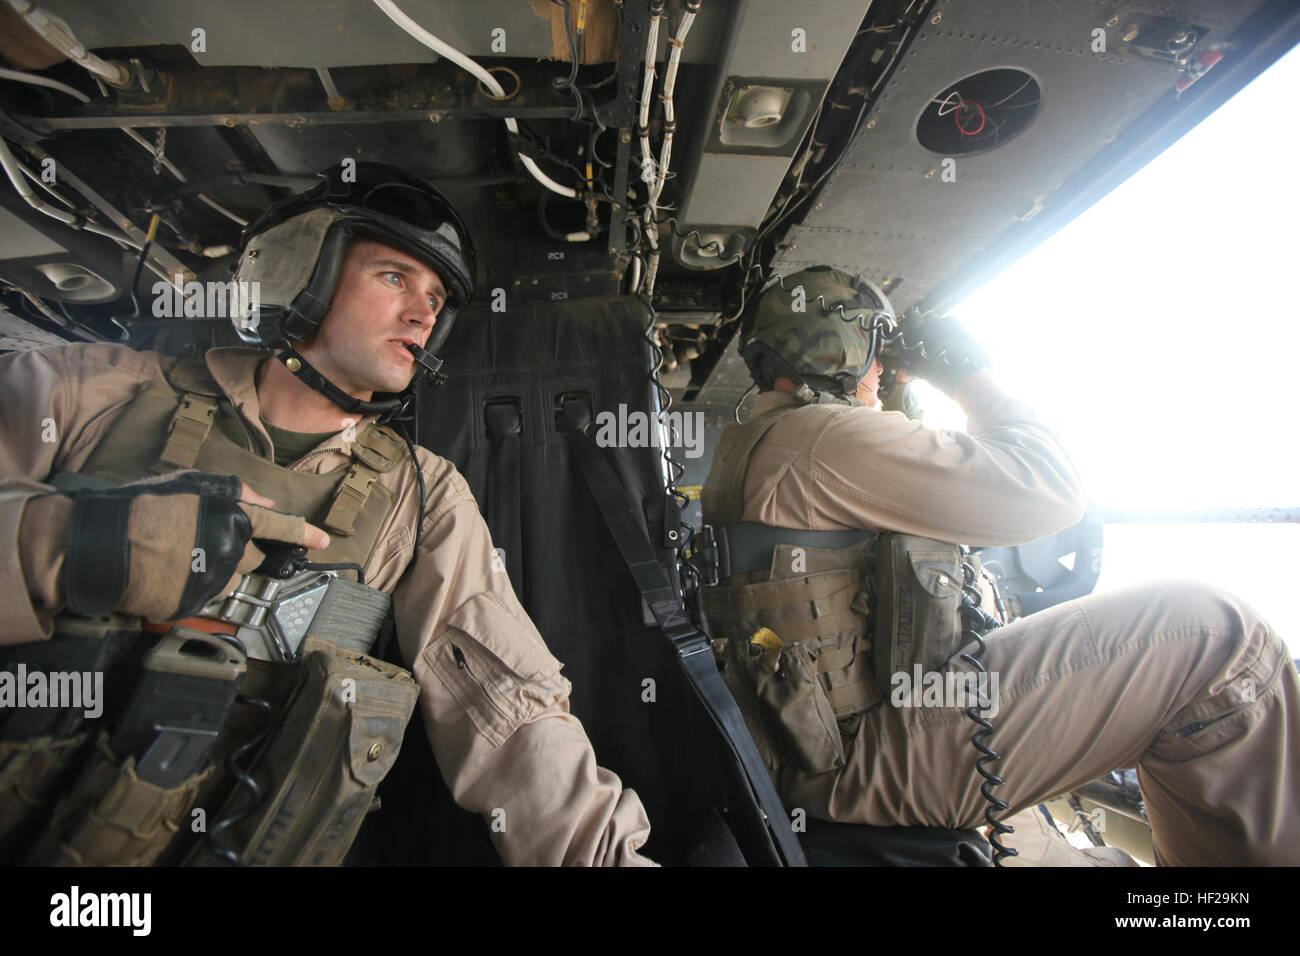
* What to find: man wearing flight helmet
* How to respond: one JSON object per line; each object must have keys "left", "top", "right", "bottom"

{"left": 0, "top": 162, "right": 653, "bottom": 866}
{"left": 698, "top": 265, "right": 1298, "bottom": 865}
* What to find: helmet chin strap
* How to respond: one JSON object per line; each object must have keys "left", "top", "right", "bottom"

{"left": 273, "top": 309, "right": 455, "bottom": 426}
{"left": 275, "top": 346, "right": 408, "bottom": 422}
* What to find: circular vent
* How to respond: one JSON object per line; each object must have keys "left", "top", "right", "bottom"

{"left": 916, "top": 68, "right": 1041, "bottom": 156}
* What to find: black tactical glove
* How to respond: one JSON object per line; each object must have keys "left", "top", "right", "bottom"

{"left": 60, "top": 472, "right": 313, "bottom": 621}
{"left": 888, "top": 313, "right": 990, "bottom": 396}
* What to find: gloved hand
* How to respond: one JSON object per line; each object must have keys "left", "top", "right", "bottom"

{"left": 32, "top": 472, "right": 330, "bottom": 622}
{"left": 887, "top": 313, "right": 990, "bottom": 395}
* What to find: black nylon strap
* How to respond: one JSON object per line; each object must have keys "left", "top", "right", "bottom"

{"left": 65, "top": 494, "right": 131, "bottom": 616}
{"left": 559, "top": 414, "right": 807, "bottom": 867}
{"left": 718, "top": 523, "right": 877, "bottom": 578}
{"left": 276, "top": 348, "right": 406, "bottom": 420}
{"left": 484, "top": 400, "right": 524, "bottom": 593}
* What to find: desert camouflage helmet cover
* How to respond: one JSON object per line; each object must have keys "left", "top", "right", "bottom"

{"left": 742, "top": 266, "right": 894, "bottom": 392}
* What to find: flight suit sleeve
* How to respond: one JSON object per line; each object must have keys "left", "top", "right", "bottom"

{"left": 390, "top": 462, "right": 654, "bottom": 866}
{"left": 0, "top": 344, "right": 160, "bottom": 644}
{"left": 803, "top": 394, "right": 1086, "bottom": 546}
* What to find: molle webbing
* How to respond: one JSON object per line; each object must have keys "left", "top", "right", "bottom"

{"left": 703, "top": 562, "right": 874, "bottom": 720}
{"left": 703, "top": 568, "right": 861, "bottom": 642}
{"left": 74, "top": 359, "right": 406, "bottom": 572}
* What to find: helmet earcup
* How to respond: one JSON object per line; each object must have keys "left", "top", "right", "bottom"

{"left": 281, "top": 225, "right": 352, "bottom": 343}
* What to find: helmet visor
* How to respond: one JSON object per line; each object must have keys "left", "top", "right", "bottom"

{"left": 241, "top": 162, "right": 476, "bottom": 304}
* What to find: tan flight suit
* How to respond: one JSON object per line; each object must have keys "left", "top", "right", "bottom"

{"left": 0, "top": 343, "right": 653, "bottom": 866}
{"left": 705, "top": 388, "right": 1299, "bottom": 866}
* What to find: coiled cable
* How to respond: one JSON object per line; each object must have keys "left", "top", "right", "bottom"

{"left": 956, "top": 556, "right": 1017, "bottom": 866}
{"left": 205, "top": 693, "right": 274, "bottom": 867}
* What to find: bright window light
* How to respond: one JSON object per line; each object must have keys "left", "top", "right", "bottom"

{"left": 929, "top": 42, "right": 1300, "bottom": 655}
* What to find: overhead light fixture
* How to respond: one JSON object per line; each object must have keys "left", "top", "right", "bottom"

{"left": 729, "top": 86, "right": 791, "bottom": 129}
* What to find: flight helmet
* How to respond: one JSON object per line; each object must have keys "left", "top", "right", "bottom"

{"left": 231, "top": 162, "right": 476, "bottom": 414}
{"left": 740, "top": 266, "right": 894, "bottom": 396}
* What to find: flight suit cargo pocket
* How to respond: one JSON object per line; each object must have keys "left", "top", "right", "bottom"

{"left": 24, "top": 732, "right": 211, "bottom": 866}
{"left": 739, "top": 636, "right": 845, "bottom": 775}
{"left": 429, "top": 591, "right": 571, "bottom": 747}
{"left": 874, "top": 536, "right": 964, "bottom": 694}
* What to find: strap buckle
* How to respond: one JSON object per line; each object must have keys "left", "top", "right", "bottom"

{"left": 688, "top": 524, "right": 730, "bottom": 587}
{"left": 664, "top": 620, "right": 713, "bottom": 659}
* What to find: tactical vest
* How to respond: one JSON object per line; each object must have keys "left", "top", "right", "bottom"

{"left": 699, "top": 403, "right": 967, "bottom": 779}
{"left": 0, "top": 357, "right": 419, "bottom": 866}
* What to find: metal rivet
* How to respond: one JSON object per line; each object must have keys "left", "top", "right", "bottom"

{"left": 667, "top": 529, "right": 678, "bottom": 540}
{"left": 247, "top": 249, "right": 259, "bottom": 259}
{"left": 367, "top": 742, "right": 382, "bottom": 761}
{"left": 937, "top": 574, "right": 950, "bottom": 588}
{"left": 866, "top": 117, "right": 877, "bottom": 128}
{"left": 930, "top": 12, "right": 942, "bottom": 24}
{"left": 1106, "top": 15, "right": 1119, "bottom": 27}
{"left": 1122, "top": 23, "right": 1139, "bottom": 42}
{"left": 286, "top": 357, "right": 302, "bottom": 372}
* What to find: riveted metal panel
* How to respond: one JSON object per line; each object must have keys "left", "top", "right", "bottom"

{"left": 771, "top": 0, "right": 1268, "bottom": 311}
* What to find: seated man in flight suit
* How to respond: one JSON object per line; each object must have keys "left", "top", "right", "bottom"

{"left": 0, "top": 162, "right": 653, "bottom": 866}
{"left": 699, "top": 265, "right": 1298, "bottom": 866}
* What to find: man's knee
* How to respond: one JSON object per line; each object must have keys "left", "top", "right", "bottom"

{"left": 1068, "top": 579, "right": 1286, "bottom": 710}
{"left": 1133, "top": 579, "right": 1290, "bottom": 715}
{"left": 1085, "top": 578, "right": 1273, "bottom": 649}
{"left": 1157, "top": 578, "right": 1270, "bottom": 634}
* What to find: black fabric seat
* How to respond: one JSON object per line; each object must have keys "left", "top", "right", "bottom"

{"left": 346, "top": 294, "right": 990, "bottom": 866}
{"left": 350, "top": 295, "right": 786, "bottom": 865}
{"left": 801, "top": 819, "right": 991, "bottom": 866}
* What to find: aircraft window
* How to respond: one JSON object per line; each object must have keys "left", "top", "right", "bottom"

{"left": 910, "top": 44, "right": 1300, "bottom": 655}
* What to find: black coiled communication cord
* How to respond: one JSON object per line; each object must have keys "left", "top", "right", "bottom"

{"left": 638, "top": 291, "right": 698, "bottom": 599}
{"left": 205, "top": 692, "right": 274, "bottom": 866}
{"left": 956, "top": 554, "right": 1018, "bottom": 866}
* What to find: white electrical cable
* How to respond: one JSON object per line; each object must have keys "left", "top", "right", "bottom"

{"left": 19, "top": 161, "right": 74, "bottom": 207}
{"left": 0, "top": 66, "right": 91, "bottom": 103}
{"left": 648, "top": 6, "right": 695, "bottom": 211}
{"left": 370, "top": 0, "right": 576, "bottom": 198}
{"left": 120, "top": 127, "right": 249, "bottom": 226}
{"left": 1, "top": 136, "right": 181, "bottom": 297}
{"left": 628, "top": 254, "right": 643, "bottom": 295}
{"left": 17, "top": 287, "right": 70, "bottom": 326}
{"left": 0, "top": 135, "right": 79, "bottom": 227}
{"left": 638, "top": 4, "right": 662, "bottom": 190}
{"left": 316, "top": 67, "right": 344, "bottom": 107}
{"left": 4, "top": 0, "right": 129, "bottom": 86}
{"left": 197, "top": 193, "right": 248, "bottom": 226}
{"left": 640, "top": 3, "right": 698, "bottom": 298}
{"left": 83, "top": 221, "right": 142, "bottom": 249}
{"left": 637, "top": 5, "right": 665, "bottom": 296}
